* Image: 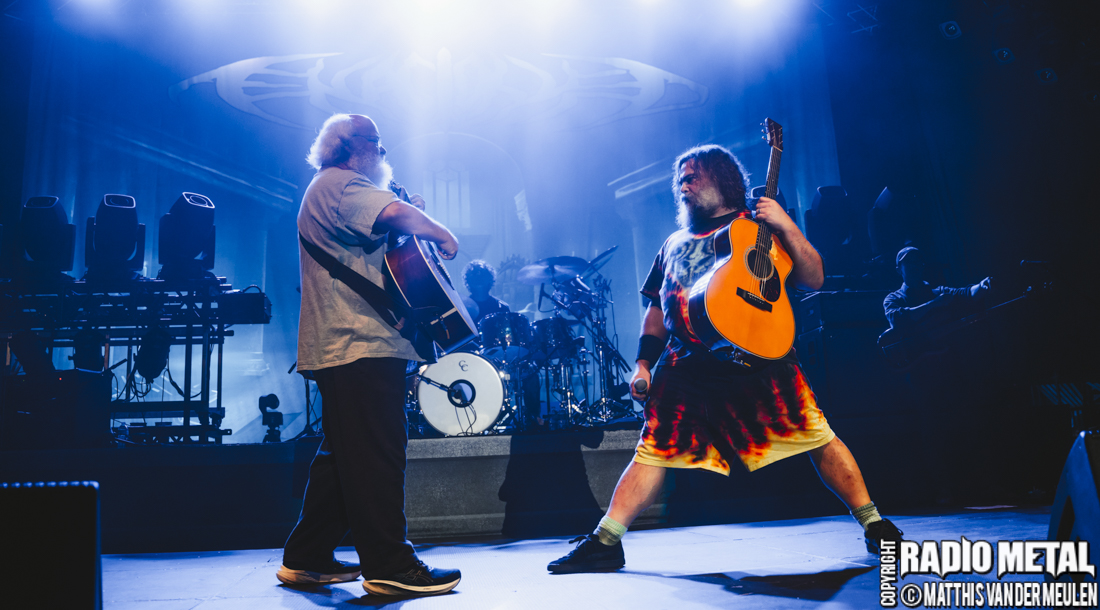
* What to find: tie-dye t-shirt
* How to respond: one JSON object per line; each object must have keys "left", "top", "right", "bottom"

{"left": 640, "top": 210, "right": 798, "bottom": 367}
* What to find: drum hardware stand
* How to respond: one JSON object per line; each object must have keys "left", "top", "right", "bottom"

{"left": 499, "top": 360, "right": 544, "bottom": 433}
{"left": 287, "top": 362, "right": 322, "bottom": 439}
{"left": 548, "top": 272, "right": 639, "bottom": 426}
{"left": 489, "top": 365, "right": 522, "bottom": 434}
{"left": 543, "top": 358, "right": 587, "bottom": 427}
{"left": 490, "top": 394, "right": 523, "bottom": 434}
{"left": 583, "top": 281, "right": 636, "bottom": 424}
{"left": 403, "top": 367, "right": 428, "bottom": 437}
{"left": 587, "top": 332, "right": 632, "bottom": 423}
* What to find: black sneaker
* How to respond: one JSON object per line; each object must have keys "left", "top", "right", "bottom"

{"left": 547, "top": 534, "right": 626, "bottom": 574}
{"left": 362, "top": 559, "right": 460, "bottom": 596}
{"left": 276, "top": 558, "right": 361, "bottom": 585}
{"left": 865, "top": 519, "right": 904, "bottom": 555}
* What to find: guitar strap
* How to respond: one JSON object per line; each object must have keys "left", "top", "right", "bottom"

{"left": 298, "top": 232, "right": 438, "bottom": 363}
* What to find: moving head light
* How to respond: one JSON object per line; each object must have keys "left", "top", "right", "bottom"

{"left": 20, "top": 196, "right": 76, "bottom": 279}
{"left": 85, "top": 194, "right": 145, "bottom": 282}
{"left": 158, "top": 192, "right": 215, "bottom": 281}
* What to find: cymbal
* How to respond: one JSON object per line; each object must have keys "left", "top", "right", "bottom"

{"left": 585, "top": 245, "right": 618, "bottom": 275}
{"left": 517, "top": 256, "right": 589, "bottom": 284}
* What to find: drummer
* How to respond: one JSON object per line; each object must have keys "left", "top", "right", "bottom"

{"left": 462, "top": 260, "right": 510, "bottom": 325}
{"left": 462, "top": 260, "right": 544, "bottom": 430}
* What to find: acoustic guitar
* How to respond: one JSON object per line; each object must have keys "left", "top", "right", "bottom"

{"left": 686, "top": 118, "right": 795, "bottom": 362}
{"left": 383, "top": 182, "right": 478, "bottom": 355}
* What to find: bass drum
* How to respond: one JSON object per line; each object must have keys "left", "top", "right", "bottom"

{"left": 416, "top": 352, "right": 505, "bottom": 436}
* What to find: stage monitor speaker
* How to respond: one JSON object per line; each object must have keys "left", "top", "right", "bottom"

{"left": 1048, "top": 430, "right": 1099, "bottom": 583}
{"left": 0, "top": 481, "right": 102, "bottom": 609}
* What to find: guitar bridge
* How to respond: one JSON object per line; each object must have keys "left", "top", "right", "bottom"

{"left": 714, "top": 347, "right": 754, "bottom": 369}
{"left": 736, "top": 287, "right": 773, "bottom": 312}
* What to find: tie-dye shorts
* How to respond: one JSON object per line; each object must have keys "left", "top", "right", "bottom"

{"left": 633, "top": 360, "right": 834, "bottom": 474}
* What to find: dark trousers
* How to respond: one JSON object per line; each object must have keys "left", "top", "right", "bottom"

{"left": 283, "top": 357, "right": 416, "bottom": 576}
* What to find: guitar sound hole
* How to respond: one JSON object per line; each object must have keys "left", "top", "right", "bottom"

{"left": 744, "top": 247, "right": 775, "bottom": 282}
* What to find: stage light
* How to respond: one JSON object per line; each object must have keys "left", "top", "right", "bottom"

{"left": 158, "top": 192, "right": 215, "bottom": 281}
{"left": 135, "top": 326, "right": 171, "bottom": 382}
{"left": 85, "top": 194, "right": 145, "bottom": 282}
{"left": 20, "top": 196, "right": 76, "bottom": 279}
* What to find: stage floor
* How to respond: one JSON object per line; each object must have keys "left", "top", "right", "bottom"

{"left": 104, "top": 507, "right": 1055, "bottom": 609}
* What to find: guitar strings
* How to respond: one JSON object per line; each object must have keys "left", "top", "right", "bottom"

{"left": 754, "top": 141, "right": 782, "bottom": 298}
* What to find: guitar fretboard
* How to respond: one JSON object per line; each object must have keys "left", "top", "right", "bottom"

{"left": 753, "top": 125, "right": 783, "bottom": 295}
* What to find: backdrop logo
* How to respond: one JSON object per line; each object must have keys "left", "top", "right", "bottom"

{"left": 169, "top": 50, "right": 708, "bottom": 130}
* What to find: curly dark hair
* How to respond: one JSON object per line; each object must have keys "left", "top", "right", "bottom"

{"left": 463, "top": 259, "right": 497, "bottom": 290}
{"left": 673, "top": 144, "right": 750, "bottom": 211}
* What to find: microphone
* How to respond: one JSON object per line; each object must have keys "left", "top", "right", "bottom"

{"left": 632, "top": 378, "right": 648, "bottom": 394}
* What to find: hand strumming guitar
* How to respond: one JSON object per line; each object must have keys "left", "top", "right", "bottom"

{"left": 437, "top": 234, "right": 459, "bottom": 260}
{"left": 376, "top": 199, "right": 459, "bottom": 260}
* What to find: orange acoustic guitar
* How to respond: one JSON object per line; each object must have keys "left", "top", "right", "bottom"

{"left": 686, "top": 118, "right": 795, "bottom": 363}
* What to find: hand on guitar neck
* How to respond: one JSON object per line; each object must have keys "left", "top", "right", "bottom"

{"left": 752, "top": 197, "right": 823, "bottom": 291}
{"left": 389, "top": 180, "right": 427, "bottom": 212}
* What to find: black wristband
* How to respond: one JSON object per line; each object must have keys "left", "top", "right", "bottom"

{"left": 637, "top": 334, "right": 665, "bottom": 364}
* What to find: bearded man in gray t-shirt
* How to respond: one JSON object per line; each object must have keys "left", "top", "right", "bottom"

{"left": 277, "top": 114, "right": 462, "bottom": 597}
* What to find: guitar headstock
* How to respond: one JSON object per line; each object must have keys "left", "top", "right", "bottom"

{"left": 763, "top": 118, "right": 783, "bottom": 152}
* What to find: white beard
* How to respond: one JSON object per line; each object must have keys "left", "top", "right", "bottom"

{"left": 366, "top": 158, "right": 394, "bottom": 189}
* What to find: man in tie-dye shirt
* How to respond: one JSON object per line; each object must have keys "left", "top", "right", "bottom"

{"left": 549, "top": 144, "right": 903, "bottom": 574}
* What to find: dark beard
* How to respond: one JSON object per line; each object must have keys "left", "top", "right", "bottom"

{"left": 677, "top": 199, "right": 725, "bottom": 233}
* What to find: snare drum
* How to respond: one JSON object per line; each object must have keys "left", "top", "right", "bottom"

{"left": 531, "top": 316, "right": 578, "bottom": 364}
{"left": 416, "top": 352, "right": 505, "bottom": 436}
{"left": 478, "top": 312, "right": 532, "bottom": 361}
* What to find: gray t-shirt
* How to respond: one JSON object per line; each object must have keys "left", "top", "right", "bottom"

{"left": 296, "top": 167, "right": 420, "bottom": 371}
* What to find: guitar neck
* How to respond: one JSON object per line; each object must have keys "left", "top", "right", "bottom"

{"left": 389, "top": 180, "right": 412, "bottom": 203}
{"left": 756, "top": 134, "right": 782, "bottom": 249}
{"left": 387, "top": 180, "right": 420, "bottom": 249}
{"left": 764, "top": 145, "right": 781, "bottom": 201}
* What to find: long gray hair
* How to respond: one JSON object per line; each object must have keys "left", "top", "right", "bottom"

{"left": 306, "top": 114, "right": 357, "bottom": 170}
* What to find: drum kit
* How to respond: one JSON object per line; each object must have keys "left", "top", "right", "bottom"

{"left": 409, "top": 246, "right": 640, "bottom": 437}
